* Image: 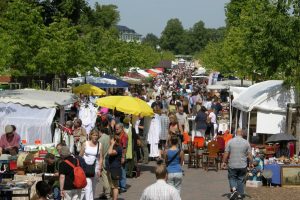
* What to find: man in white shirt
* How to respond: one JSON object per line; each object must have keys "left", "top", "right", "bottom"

{"left": 208, "top": 108, "right": 218, "bottom": 138}
{"left": 140, "top": 164, "right": 181, "bottom": 200}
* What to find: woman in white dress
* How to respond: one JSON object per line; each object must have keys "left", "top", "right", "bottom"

{"left": 80, "top": 129, "right": 103, "bottom": 200}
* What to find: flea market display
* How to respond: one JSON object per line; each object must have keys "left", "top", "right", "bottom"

{"left": 0, "top": 60, "right": 299, "bottom": 200}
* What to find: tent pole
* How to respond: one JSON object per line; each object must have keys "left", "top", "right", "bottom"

{"left": 229, "top": 93, "right": 232, "bottom": 133}
{"left": 235, "top": 109, "right": 238, "bottom": 135}
{"left": 247, "top": 112, "right": 251, "bottom": 142}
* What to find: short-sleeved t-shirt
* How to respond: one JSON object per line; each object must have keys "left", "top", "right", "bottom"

{"left": 59, "top": 156, "right": 78, "bottom": 190}
{"left": 108, "top": 146, "right": 122, "bottom": 169}
{"left": 225, "top": 136, "right": 251, "bottom": 169}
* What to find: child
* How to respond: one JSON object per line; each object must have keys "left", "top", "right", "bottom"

{"left": 35, "top": 181, "right": 51, "bottom": 200}
{"left": 248, "top": 156, "right": 263, "bottom": 181}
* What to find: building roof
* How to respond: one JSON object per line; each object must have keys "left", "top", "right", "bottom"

{"left": 117, "top": 25, "right": 136, "bottom": 33}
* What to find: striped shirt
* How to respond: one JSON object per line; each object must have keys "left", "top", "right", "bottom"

{"left": 160, "top": 114, "right": 170, "bottom": 140}
{"left": 225, "top": 136, "right": 251, "bottom": 169}
{"left": 140, "top": 179, "right": 181, "bottom": 200}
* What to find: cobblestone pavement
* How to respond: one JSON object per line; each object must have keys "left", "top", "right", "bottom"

{"left": 96, "top": 161, "right": 232, "bottom": 200}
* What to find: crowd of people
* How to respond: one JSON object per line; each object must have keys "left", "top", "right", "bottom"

{"left": 0, "top": 62, "right": 254, "bottom": 200}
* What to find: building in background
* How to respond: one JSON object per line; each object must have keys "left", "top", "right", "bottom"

{"left": 117, "top": 25, "right": 142, "bottom": 43}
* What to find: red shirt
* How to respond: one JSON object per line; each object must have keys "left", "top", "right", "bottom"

{"left": 216, "top": 136, "right": 225, "bottom": 152}
{"left": 119, "top": 131, "right": 128, "bottom": 149}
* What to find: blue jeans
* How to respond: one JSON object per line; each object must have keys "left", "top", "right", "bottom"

{"left": 119, "top": 165, "right": 127, "bottom": 190}
{"left": 228, "top": 167, "right": 247, "bottom": 195}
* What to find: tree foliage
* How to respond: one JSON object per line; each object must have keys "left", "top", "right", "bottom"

{"left": 142, "top": 33, "right": 159, "bottom": 49}
{"left": 200, "top": 0, "right": 300, "bottom": 98}
{"left": 158, "top": 18, "right": 225, "bottom": 55}
{"left": 0, "top": 0, "right": 162, "bottom": 79}
{"left": 160, "top": 18, "right": 185, "bottom": 54}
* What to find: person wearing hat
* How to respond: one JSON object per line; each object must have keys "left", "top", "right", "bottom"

{"left": 59, "top": 146, "right": 82, "bottom": 200}
{"left": 0, "top": 125, "right": 21, "bottom": 156}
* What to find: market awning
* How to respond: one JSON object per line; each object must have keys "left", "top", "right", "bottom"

{"left": 149, "top": 69, "right": 163, "bottom": 74}
{"left": 0, "top": 89, "right": 78, "bottom": 108}
{"left": 92, "top": 74, "right": 130, "bottom": 88}
{"left": 146, "top": 69, "right": 158, "bottom": 77}
{"left": 0, "top": 102, "right": 55, "bottom": 144}
{"left": 232, "top": 80, "right": 295, "bottom": 113}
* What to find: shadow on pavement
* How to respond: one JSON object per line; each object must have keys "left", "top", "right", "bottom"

{"left": 139, "top": 164, "right": 156, "bottom": 174}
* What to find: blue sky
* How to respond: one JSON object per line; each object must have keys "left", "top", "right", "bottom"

{"left": 88, "top": 0, "right": 230, "bottom": 37}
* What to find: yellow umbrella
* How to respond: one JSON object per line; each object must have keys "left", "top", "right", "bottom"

{"left": 73, "top": 84, "right": 106, "bottom": 96}
{"left": 95, "top": 96, "right": 154, "bottom": 117}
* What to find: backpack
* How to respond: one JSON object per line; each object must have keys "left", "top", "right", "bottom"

{"left": 64, "top": 158, "right": 87, "bottom": 189}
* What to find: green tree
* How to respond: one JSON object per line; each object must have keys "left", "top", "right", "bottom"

{"left": 89, "top": 3, "right": 120, "bottom": 29}
{"left": 160, "top": 18, "right": 185, "bottom": 54}
{"left": 0, "top": 0, "right": 9, "bottom": 15}
{"left": 0, "top": 0, "right": 45, "bottom": 75}
{"left": 225, "top": 0, "right": 248, "bottom": 27}
{"left": 187, "top": 21, "right": 208, "bottom": 53}
{"left": 198, "top": 41, "right": 227, "bottom": 74}
{"left": 206, "top": 27, "right": 226, "bottom": 42}
{"left": 33, "top": 18, "right": 92, "bottom": 76}
{"left": 142, "top": 33, "right": 159, "bottom": 49}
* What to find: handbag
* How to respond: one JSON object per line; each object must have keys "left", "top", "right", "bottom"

{"left": 84, "top": 142, "right": 99, "bottom": 178}
{"left": 110, "top": 167, "right": 122, "bottom": 180}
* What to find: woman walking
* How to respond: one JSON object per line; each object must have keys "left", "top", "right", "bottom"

{"left": 107, "top": 135, "right": 123, "bottom": 200}
{"left": 80, "top": 129, "right": 103, "bottom": 200}
{"left": 165, "top": 135, "right": 184, "bottom": 194}
{"left": 168, "top": 114, "right": 183, "bottom": 149}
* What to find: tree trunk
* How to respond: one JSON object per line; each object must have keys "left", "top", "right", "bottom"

{"left": 296, "top": 107, "right": 300, "bottom": 154}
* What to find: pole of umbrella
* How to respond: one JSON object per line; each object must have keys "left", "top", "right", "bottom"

{"left": 235, "top": 109, "right": 238, "bottom": 135}
{"left": 247, "top": 111, "right": 251, "bottom": 142}
{"left": 229, "top": 92, "right": 232, "bottom": 133}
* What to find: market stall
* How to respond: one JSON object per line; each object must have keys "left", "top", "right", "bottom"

{"left": 232, "top": 80, "right": 296, "bottom": 139}
{"left": 0, "top": 89, "right": 78, "bottom": 144}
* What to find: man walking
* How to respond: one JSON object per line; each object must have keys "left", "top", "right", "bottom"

{"left": 115, "top": 123, "right": 128, "bottom": 193}
{"left": 99, "top": 127, "right": 111, "bottom": 199}
{"left": 222, "top": 128, "right": 253, "bottom": 200}
{"left": 140, "top": 163, "right": 181, "bottom": 200}
{"left": 59, "top": 146, "right": 82, "bottom": 200}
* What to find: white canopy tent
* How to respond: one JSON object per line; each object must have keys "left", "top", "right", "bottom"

{"left": 206, "top": 85, "right": 228, "bottom": 90}
{"left": 232, "top": 80, "right": 295, "bottom": 136}
{"left": 194, "top": 67, "right": 206, "bottom": 75}
{"left": 229, "top": 87, "right": 248, "bottom": 100}
{"left": 216, "top": 79, "right": 253, "bottom": 87}
{"left": 0, "top": 89, "right": 77, "bottom": 144}
{"left": 67, "top": 76, "right": 117, "bottom": 85}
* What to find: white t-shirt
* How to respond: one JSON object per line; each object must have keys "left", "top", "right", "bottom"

{"left": 135, "top": 119, "right": 140, "bottom": 134}
{"left": 209, "top": 112, "right": 217, "bottom": 124}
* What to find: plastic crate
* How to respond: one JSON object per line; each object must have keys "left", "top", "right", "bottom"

{"left": 246, "top": 180, "right": 262, "bottom": 188}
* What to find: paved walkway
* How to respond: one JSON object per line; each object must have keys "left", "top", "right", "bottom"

{"left": 96, "top": 161, "right": 232, "bottom": 200}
